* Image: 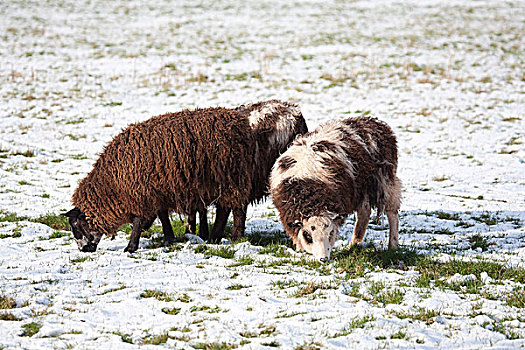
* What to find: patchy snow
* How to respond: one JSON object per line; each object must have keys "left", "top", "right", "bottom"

{"left": 0, "top": 0, "right": 524, "bottom": 349}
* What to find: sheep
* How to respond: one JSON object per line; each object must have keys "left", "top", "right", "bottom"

{"left": 64, "top": 101, "right": 307, "bottom": 252}
{"left": 63, "top": 107, "right": 256, "bottom": 252}
{"left": 269, "top": 116, "right": 401, "bottom": 262}
{"left": 184, "top": 100, "right": 308, "bottom": 242}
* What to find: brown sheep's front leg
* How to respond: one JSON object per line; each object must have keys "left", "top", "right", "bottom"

{"left": 209, "top": 204, "right": 230, "bottom": 243}
{"left": 158, "top": 210, "right": 175, "bottom": 246}
{"left": 231, "top": 205, "right": 247, "bottom": 241}
{"left": 124, "top": 216, "right": 150, "bottom": 253}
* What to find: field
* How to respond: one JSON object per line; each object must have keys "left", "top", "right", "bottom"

{"left": 0, "top": 0, "right": 524, "bottom": 349}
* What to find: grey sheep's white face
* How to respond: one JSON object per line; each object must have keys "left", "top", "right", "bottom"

{"left": 289, "top": 216, "right": 338, "bottom": 262}
{"left": 62, "top": 207, "right": 103, "bottom": 252}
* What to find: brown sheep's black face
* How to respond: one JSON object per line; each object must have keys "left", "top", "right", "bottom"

{"left": 62, "top": 207, "right": 102, "bottom": 252}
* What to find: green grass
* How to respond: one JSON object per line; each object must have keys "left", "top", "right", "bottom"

{"left": 203, "top": 246, "right": 236, "bottom": 259}
{"left": 70, "top": 256, "right": 92, "bottom": 264}
{"left": 506, "top": 286, "right": 525, "bottom": 308}
{"left": 391, "top": 307, "right": 439, "bottom": 325}
{"left": 35, "top": 214, "right": 70, "bottom": 230}
{"left": 139, "top": 290, "right": 173, "bottom": 302}
{"left": 329, "top": 315, "right": 376, "bottom": 337}
{"left": 293, "top": 281, "right": 337, "bottom": 297}
{"left": 143, "top": 332, "right": 169, "bottom": 345}
{"left": 332, "top": 245, "right": 423, "bottom": 277}
{"left": 162, "top": 307, "right": 181, "bottom": 315}
{"left": 229, "top": 255, "right": 254, "bottom": 267}
{"left": 21, "top": 321, "right": 42, "bottom": 337}
{"left": 192, "top": 342, "right": 238, "bottom": 350}
{"left": 244, "top": 230, "right": 292, "bottom": 247}
{"left": 226, "top": 283, "right": 251, "bottom": 290}
{"left": 259, "top": 244, "right": 292, "bottom": 258}
{"left": 189, "top": 305, "right": 225, "bottom": 313}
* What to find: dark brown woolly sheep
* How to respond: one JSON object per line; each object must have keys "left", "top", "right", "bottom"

{"left": 269, "top": 116, "right": 401, "bottom": 262}
{"left": 186, "top": 100, "right": 308, "bottom": 242}
{"left": 64, "top": 107, "right": 255, "bottom": 252}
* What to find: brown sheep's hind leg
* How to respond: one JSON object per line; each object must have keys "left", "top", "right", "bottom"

{"left": 186, "top": 211, "right": 197, "bottom": 235}
{"left": 158, "top": 210, "right": 175, "bottom": 247}
{"left": 350, "top": 202, "right": 371, "bottom": 246}
{"left": 198, "top": 208, "right": 209, "bottom": 240}
{"left": 124, "top": 216, "right": 150, "bottom": 253}
{"left": 209, "top": 204, "right": 230, "bottom": 243}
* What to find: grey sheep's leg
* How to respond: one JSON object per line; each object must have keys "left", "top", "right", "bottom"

{"left": 350, "top": 202, "right": 371, "bottom": 246}
{"left": 124, "top": 216, "right": 151, "bottom": 252}
{"left": 158, "top": 210, "right": 175, "bottom": 246}
{"left": 387, "top": 210, "right": 399, "bottom": 249}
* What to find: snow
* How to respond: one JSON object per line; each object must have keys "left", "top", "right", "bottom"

{"left": 0, "top": 0, "right": 524, "bottom": 349}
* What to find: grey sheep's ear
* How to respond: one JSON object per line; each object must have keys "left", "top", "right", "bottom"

{"left": 287, "top": 220, "right": 302, "bottom": 229}
{"left": 62, "top": 207, "right": 81, "bottom": 218}
{"left": 327, "top": 212, "right": 345, "bottom": 222}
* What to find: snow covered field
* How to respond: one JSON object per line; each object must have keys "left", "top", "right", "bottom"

{"left": 0, "top": 0, "right": 524, "bottom": 349}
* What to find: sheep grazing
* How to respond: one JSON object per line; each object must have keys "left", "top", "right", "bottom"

{"left": 64, "top": 101, "right": 307, "bottom": 252}
{"left": 187, "top": 100, "right": 309, "bottom": 242}
{"left": 269, "top": 116, "right": 401, "bottom": 262}
{"left": 64, "top": 107, "right": 256, "bottom": 252}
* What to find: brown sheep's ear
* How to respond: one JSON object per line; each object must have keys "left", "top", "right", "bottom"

{"left": 62, "top": 207, "right": 81, "bottom": 218}
{"left": 287, "top": 221, "right": 302, "bottom": 230}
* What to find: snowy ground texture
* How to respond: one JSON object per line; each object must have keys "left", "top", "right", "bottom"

{"left": 1, "top": 0, "right": 524, "bottom": 349}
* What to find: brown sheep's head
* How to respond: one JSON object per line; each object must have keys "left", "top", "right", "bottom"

{"left": 62, "top": 207, "right": 102, "bottom": 252}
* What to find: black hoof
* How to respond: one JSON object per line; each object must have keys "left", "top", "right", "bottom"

{"left": 124, "top": 245, "right": 137, "bottom": 253}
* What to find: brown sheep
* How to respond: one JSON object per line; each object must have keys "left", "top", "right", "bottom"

{"left": 269, "top": 116, "right": 401, "bottom": 262}
{"left": 64, "top": 107, "right": 255, "bottom": 252}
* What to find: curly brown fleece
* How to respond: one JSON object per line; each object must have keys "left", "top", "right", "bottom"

{"left": 72, "top": 107, "right": 255, "bottom": 237}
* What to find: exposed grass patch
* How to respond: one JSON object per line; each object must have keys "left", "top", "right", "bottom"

{"left": 225, "top": 71, "right": 262, "bottom": 81}
{"left": 293, "top": 281, "right": 337, "bottom": 297}
{"left": 332, "top": 245, "right": 422, "bottom": 277}
{"left": 204, "top": 246, "right": 236, "bottom": 259}
{"left": 192, "top": 342, "right": 238, "bottom": 350}
{"left": 329, "top": 315, "right": 376, "bottom": 337}
{"left": 189, "top": 305, "right": 225, "bottom": 313}
{"left": 0, "top": 295, "right": 17, "bottom": 309}
{"left": 35, "top": 214, "right": 70, "bottom": 230}
{"left": 139, "top": 290, "right": 173, "bottom": 302}
{"left": 469, "top": 234, "right": 490, "bottom": 251}
{"left": 229, "top": 255, "right": 254, "bottom": 267}
{"left": 70, "top": 256, "right": 93, "bottom": 264}
{"left": 226, "top": 284, "right": 250, "bottom": 291}
{"left": 47, "top": 230, "right": 70, "bottom": 239}
{"left": 415, "top": 257, "right": 525, "bottom": 287}
{"left": 259, "top": 244, "right": 292, "bottom": 258}
{"left": 113, "top": 331, "right": 133, "bottom": 343}
{"left": 244, "top": 230, "right": 291, "bottom": 247}
{"left": 21, "top": 321, "right": 42, "bottom": 337}
{"left": 0, "top": 313, "right": 22, "bottom": 321}
{"left": 143, "top": 332, "right": 169, "bottom": 345}
{"left": 0, "top": 212, "right": 29, "bottom": 223}
{"left": 162, "top": 307, "right": 181, "bottom": 315}
{"left": 506, "top": 286, "right": 525, "bottom": 308}
{"left": 100, "top": 285, "right": 126, "bottom": 295}
{"left": 295, "top": 341, "right": 322, "bottom": 350}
